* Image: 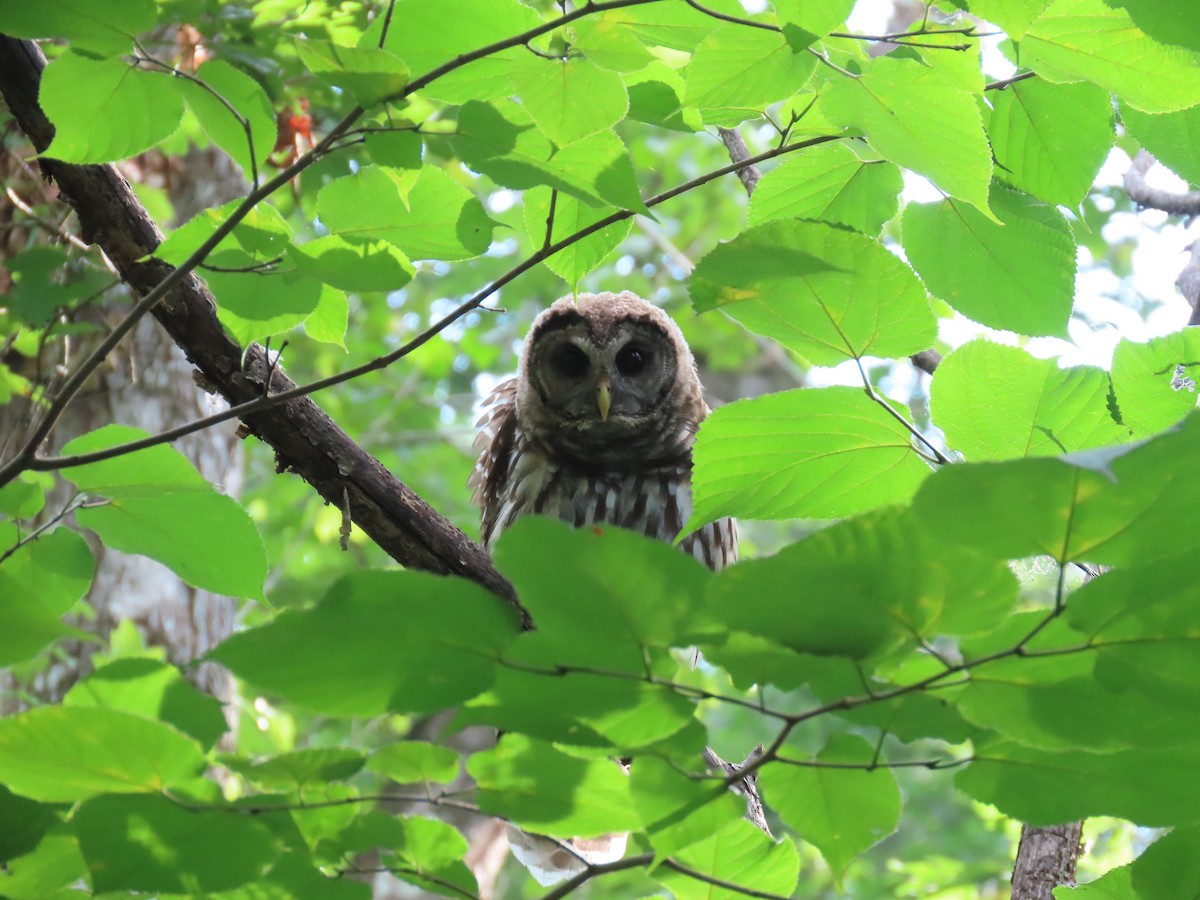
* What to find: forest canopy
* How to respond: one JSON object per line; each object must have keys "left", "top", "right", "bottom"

{"left": 1, "top": 0, "right": 1200, "bottom": 897}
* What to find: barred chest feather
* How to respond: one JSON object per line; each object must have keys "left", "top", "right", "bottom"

{"left": 470, "top": 378, "right": 737, "bottom": 572}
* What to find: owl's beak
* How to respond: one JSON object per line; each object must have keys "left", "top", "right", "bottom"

{"left": 596, "top": 378, "right": 612, "bottom": 422}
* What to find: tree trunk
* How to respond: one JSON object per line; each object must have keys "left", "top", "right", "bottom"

{"left": 1011, "top": 822, "right": 1085, "bottom": 900}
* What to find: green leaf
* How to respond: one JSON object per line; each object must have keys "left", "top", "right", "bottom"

{"left": 0, "top": 826, "right": 87, "bottom": 899}
{"left": 78, "top": 491, "right": 265, "bottom": 598}
{"left": 629, "top": 757, "right": 743, "bottom": 859}
{"left": 0, "top": 706, "right": 204, "bottom": 802}
{"left": 60, "top": 426, "right": 266, "bottom": 598}
{"left": 1129, "top": 826, "right": 1200, "bottom": 900}
{"left": 383, "top": 816, "right": 478, "bottom": 898}
{"left": 1021, "top": 0, "right": 1200, "bottom": 113}
{"left": 296, "top": 39, "right": 409, "bottom": 106}
{"left": 288, "top": 235, "right": 414, "bottom": 293}
{"left": 317, "top": 165, "right": 493, "bottom": 261}
{"left": 988, "top": 79, "right": 1114, "bottom": 206}
{"left": 64, "top": 658, "right": 227, "bottom": 749}
{"left": 902, "top": 186, "right": 1076, "bottom": 336}
{"left": 748, "top": 144, "right": 903, "bottom": 236}
{"left": 707, "top": 508, "right": 943, "bottom": 661}
{"left": 0, "top": 0, "right": 155, "bottom": 55}
{"left": 156, "top": 197, "right": 292, "bottom": 268}
{"left": 0, "top": 476, "right": 45, "bottom": 518}
{"left": 932, "top": 339, "right": 1128, "bottom": 459}
{"left": 958, "top": 738, "right": 1200, "bottom": 826}
{"left": 691, "top": 220, "right": 936, "bottom": 364}
{"left": 41, "top": 53, "right": 185, "bottom": 164}
{"left": 468, "top": 734, "right": 639, "bottom": 836}
{"left": 656, "top": 819, "right": 800, "bottom": 899}
{"left": 765, "top": 736, "right": 900, "bottom": 883}
{"left": 304, "top": 284, "right": 351, "bottom": 347}
{"left": 820, "top": 56, "right": 995, "bottom": 218}
{"left": 223, "top": 748, "right": 366, "bottom": 789}
{"left": 1110, "top": 330, "right": 1200, "bottom": 438}
{"left": 0, "top": 526, "right": 93, "bottom": 665}
{"left": 913, "top": 414, "right": 1200, "bottom": 566}
{"left": 571, "top": 12, "right": 656, "bottom": 71}
{"left": 367, "top": 742, "right": 461, "bottom": 785}
{"left": 523, "top": 186, "right": 632, "bottom": 285}
{"left": 376, "top": 0, "right": 541, "bottom": 104}
{"left": 508, "top": 55, "right": 628, "bottom": 147}
{"left": 972, "top": 0, "right": 1054, "bottom": 39}
{"left": 210, "top": 570, "right": 519, "bottom": 716}
{"left": 207, "top": 269, "right": 324, "bottom": 343}
{"left": 1122, "top": 102, "right": 1200, "bottom": 187}
{"left": 684, "top": 23, "right": 817, "bottom": 125}
{"left": 689, "top": 386, "right": 932, "bottom": 526}
{"left": 177, "top": 60, "right": 278, "bottom": 181}
{"left": 0, "top": 785, "right": 58, "bottom": 865}
{"left": 75, "top": 793, "right": 280, "bottom": 893}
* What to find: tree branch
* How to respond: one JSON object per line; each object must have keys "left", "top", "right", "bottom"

{"left": 1123, "top": 149, "right": 1200, "bottom": 217}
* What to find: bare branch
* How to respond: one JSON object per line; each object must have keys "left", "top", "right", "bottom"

{"left": 1124, "top": 149, "right": 1200, "bottom": 217}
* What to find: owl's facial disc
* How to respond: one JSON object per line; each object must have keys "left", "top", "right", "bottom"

{"left": 530, "top": 320, "right": 676, "bottom": 436}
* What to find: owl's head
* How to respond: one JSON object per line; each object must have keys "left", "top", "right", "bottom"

{"left": 517, "top": 292, "right": 706, "bottom": 466}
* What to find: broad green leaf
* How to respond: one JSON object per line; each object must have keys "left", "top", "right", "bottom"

{"left": 656, "top": 819, "right": 800, "bottom": 899}
{"left": 156, "top": 198, "right": 292, "bottom": 268}
{"left": 462, "top": 653, "right": 696, "bottom": 750}
{"left": 685, "top": 23, "right": 817, "bottom": 125}
{"left": 64, "top": 658, "right": 227, "bottom": 749}
{"left": 376, "top": 0, "right": 541, "bottom": 103}
{"left": 1107, "top": 0, "right": 1200, "bottom": 52}
{"left": 60, "top": 423, "right": 207, "bottom": 493}
{"left": 304, "top": 284, "right": 351, "bottom": 347}
{"left": 603, "top": 4, "right": 720, "bottom": 50}
{"left": 0, "top": 526, "right": 93, "bottom": 665}
{"left": 208, "top": 269, "right": 325, "bottom": 343}
{"left": 77, "top": 491, "right": 265, "bottom": 598}
{"left": 288, "top": 235, "right": 414, "bottom": 293}
{"left": 383, "top": 816, "right": 478, "bottom": 899}
{"left": 210, "top": 570, "right": 519, "bottom": 716}
{"left": 932, "top": 340, "right": 1128, "bottom": 459}
{"left": 0, "top": 826, "right": 88, "bottom": 899}
{"left": 571, "top": 12, "right": 656, "bottom": 71}
{"left": 1067, "top": 559, "right": 1200, "bottom": 710}
{"left": 913, "top": 413, "right": 1200, "bottom": 566}
{"left": 988, "top": 79, "right": 1114, "bottom": 206}
{"left": 690, "top": 220, "right": 936, "bottom": 364}
{"left": 1129, "top": 826, "right": 1200, "bottom": 899}
{"left": 0, "top": 706, "right": 205, "bottom": 802}
{"left": 0, "top": 0, "right": 155, "bottom": 55}
{"left": 317, "top": 165, "right": 493, "bottom": 261}
{"left": 177, "top": 59, "right": 278, "bottom": 181}
{"left": 296, "top": 39, "right": 409, "bottom": 105}
{"left": 75, "top": 794, "right": 279, "bottom": 893}
{"left": 469, "top": 734, "right": 639, "bottom": 835}
{"left": 368, "top": 742, "right": 461, "bottom": 785}
{"left": 508, "top": 55, "right": 628, "bottom": 147}
{"left": 689, "top": 387, "right": 932, "bottom": 526}
{"left": 629, "top": 757, "right": 743, "bottom": 859}
{"left": 765, "top": 735, "right": 900, "bottom": 883}
{"left": 0, "top": 785, "right": 57, "bottom": 865}
{"left": 41, "top": 53, "right": 185, "bottom": 164}
{"left": 954, "top": 655, "right": 1200, "bottom": 753}
{"left": 902, "top": 186, "right": 1076, "bottom": 336}
{"left": 1121, "top": 102, "right": 1200, "bottom": 187}
{"left": 774, "top": 0, "right": 857, "bottom": 37}
{"left": 60, "top": 426, "right": 266, "bottom": 598}
{"left": 971, "top": 0, "right": 1054, "bottom": 38}
{"left": 748, "top": 144, "right": 903, "bottom": 236}
{"left": 1020, "top": 0, "right": 1200, "bottom": 113}
{"left": 495, "top": 518, "right": 715, "bottom": 652}
{"left": 223, "top": 748, "right": 365, "bottom": 789}
{"left": 821, "top": 56, "right": 995, "bottom": 218}
{"left": 523, "top": 187, "right": 632, "bottom": 285}
{"left": 1110, "top": 330, "right": 1200, "bottom": 437}
{"left": 452, "top": 102, "right": 645, "bottom": 210}
{"left": 707, "top": 508, "right": 943, "bottom": 660}
{"left": 959, "top": 738, "right": 1200, "bottom": 826}
{"left": 0, "top": 476, "right": 45, "bottom": 518}
{"left": 366, "top": 130, "right": 423, "bottom": 169}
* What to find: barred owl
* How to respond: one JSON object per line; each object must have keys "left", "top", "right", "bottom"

{"left": 469, "top": 290, "right": 737, "bottom": 567}
{"left": 468, "top": 291, "right": 737, "bottom": 887}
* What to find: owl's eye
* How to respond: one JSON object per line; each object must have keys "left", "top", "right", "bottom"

{"left": 616, "top": 345, "right": 649, "bottom": 376}
{"left": 554, "top": 344, "right": 590, "bottom": 378}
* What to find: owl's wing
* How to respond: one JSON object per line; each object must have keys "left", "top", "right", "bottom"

{"left": 468, "top": 378, "right": 519, "bottom": 547}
